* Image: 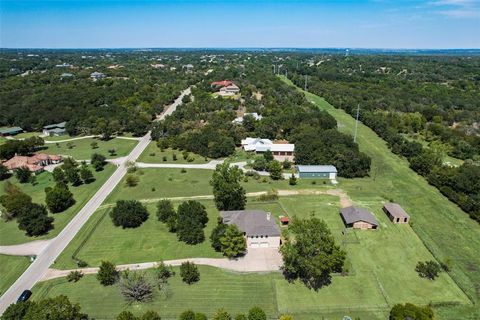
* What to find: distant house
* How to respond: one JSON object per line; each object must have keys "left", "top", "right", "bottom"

{"left": 60, "top": 73, "right": 74, "bottom": 79}
{"left": 340, "top": 206, "right": 378, "bottom": 230}
{"left": 241, "top": 137, "right": 273, "bottom": 152}
{"left": 90, "top": 72, "right": 105, "bottom": 80}
{"left": 0, "top": 127, "right": 23, "bottom": 136}
{"left": 42, "top": 122, "right": 67, "bottom": 136}
{"left": 232, "top": 112, "right": 263, "bottom": 124}
{"left": 219, "top": 84, "right": 240, "bottom": 96}
{"left": 211, "top": 80, "right": 232, "bottom": 87}
{"left": 220, "top": 210, "right": 281, "bottom": 248}
{"left": 3, "top": 153, "right": 62, "bottom": 174}
{"left": 383, "top": 203, "right": 410, "bottom": 224}
{"left": 256, "top": 142, "right": 295, "bottom": 162}
{"left": 241, "top": 137, "right": 294, "bottom": 162}
{"left": 297, "top": 165, "right": 337, "bottom": 180}
{"left": 182, "top": 64, "right": 194, "bottom": 72}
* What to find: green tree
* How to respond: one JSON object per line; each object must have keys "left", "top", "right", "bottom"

{"left": 17, "top": 203, "right": 54, "bottom": 236}
{"left": 90, "top": 141, "right": 98, "bottom": 149}
{"left": 117, "top": 311, "right": 137, "bottom": 320}
{"left": 288, "top": 174, "right": 297, "bottom": 185}
{"left": 156, "top": 199, "right": 176, "bottom": 223}
{"left": 195, "top": 313, "right": 207, "bottom": 320}
{"left": 97, "top": 261, "right": 119, "bottom": 286}
{"left": 0, "top": 163, "right": 11, "bottom": 180}
{"left": 210, "top": 219, "right": 227, "bottom": 252}
{"left": 415, "top": 260, "right": 442, "bottom": 280}
{"left": 15, "top": 166, "right": 32, "bottom": 183}
{"left": 180, "top": 261, "right": 200, "bottom": 284}
{"left": 211, "top": 163, "right": 246, "bottom": 211}
{"left": 18, "top": 295, "right": 88, "bottom": 320}
{"left": 389, "top": 303, "right": 434, "bottom": 320}
{"left": 176, "top": 200, "right": 208, "bottom": 244}
{"left": 64, "top": 166, "right": 82, "bottom": 186}
{"left": 220, "top": 224, "right": 247, "bottom": 258}
{"left": 110, "top": 200, "right": 149, "bottom": 228}
{"left": 140, "top": 311, "right": 162, "bottom": 320}
{"left": 45, "top": 183, "right": 75, "bottom": 213}
{"left": 0, "top": 181, "right": 32, "bottom": 218}
{"left": 247, "top": 307, "right": 266, "bottom": 320}
{"left": 79, "top": 165, "right": 94, "bottom": 184}
{"left": 263, "top": 150, "right": 274, "bottom": 162}
{"left": 125, "top": 174, "right": 139, "bottom": 187}
{"left": 268, "top": 160, "right": 283, "bottom": 180}
{"left": 213, "top": 309, "right": 231, "bottom": 320}
{"left": 179, "top": 310, "right": 196, "bottom": 320}
{"left": 234, "top": 315, "right": 247, "bottom": 320}
{"left": 91, "top": 153, "right": 107, "bottom": 171}
{"left": 1, "top": 300, "right": 33, "bottom": 319}
{"left": 66, "top": 271, "right": 83, "bottom": 283}
{"left": 52, "top": 166, "right": 66, "bottom": 183}
{"left": 281, "top": 216, "right": 346, "bottom": 290}
{"left": 252, "top": 156, "right": 267, "bottom": 171}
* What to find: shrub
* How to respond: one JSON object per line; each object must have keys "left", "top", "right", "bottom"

{"left": 173, "top": 153, "right": 177, "bottom": 161}
{"left": 119, "top": 270, "right": 154, "bottom": 303}
{"left": 15, "top": 166, "right": 32, "bottom": 183}
{"left": 257, "top": 190, "right": 278, "bottom": 201}
{"left": 76, "top": 259, "right": 88, "bottom": 267}
{"left": 97, "top": 261, "right": 119, "bottom": 286}
{"left": 247, "top": 307, "right": 266, "bottom": 320}
{"left": 162, "top": 156, "right": 167, "bottom": 162}
{"left": 288, "top": 174, "right": 297, "bottom": 185}
{"left": 181, "top": 168, "right": 187, "bottom": 173}
{"left": 66, "top": 271, "right": 83, "bottom": 282}
{"left": 180, "top": 261, "right": 200, "bottom": 284}
{"left": 125, "top": 174, "right": 139, "bottom": 187}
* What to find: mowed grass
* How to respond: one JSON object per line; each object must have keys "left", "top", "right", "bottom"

{"left": 33, "top": 266, "right": 279, "bottom": 319}
{"left": 281, "top": 77, "right": 480, "bottom": 316}
{"left": 43, "top": 137, "right": 137, "bottom": 160}
{"left": 53, "top": 200, "right": 223, "bottom": 269}
{"left": 137, "top": 142, "right": 209, "bottom": 164}
{"left": 0, "top": 164, "right": 116, "bottom": 245}
{"left": 0, "top": 255, "right": 31, "bottom": 296}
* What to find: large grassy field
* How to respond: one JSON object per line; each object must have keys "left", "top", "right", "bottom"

{"left": 0, "top": 164, "right": 116, "bottom": 245}
{"left": 33, "top": 266, "right": 279, "bottom": 319}
{"left": 0, "top": 255, "right": 31, "bottom": 296}
{"left": 43, "top": 137, "right": 137, "bottom": 160}
{"left": 42, "top": 194, "right": 469, "bottom": 319}
{"left": 281, "top": 77, "right": 480, "bottom": 317}
{"left": 137, "top": 143, "right": 209, "bottom": 164}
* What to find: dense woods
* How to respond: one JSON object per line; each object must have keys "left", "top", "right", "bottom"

{"left": 289, "top": 55, "right": 480, "bottom": 222}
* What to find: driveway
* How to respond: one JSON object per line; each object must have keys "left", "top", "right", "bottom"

{"left": 0, "top": 240, "right": 53, "bottom": 256}
{"left": 42, "top": 247, "right": 283, "bottom": 281}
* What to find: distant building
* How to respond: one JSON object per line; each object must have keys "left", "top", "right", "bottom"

{"left": 220, "top": 210, "right": 281, "bottom": 248}
{"left": 0, "top": 127, "right": 23, "bottom": 136}
{"left": 60, "top": 73, "right": 74, "bottom": 79}
{"left": 3, "top": 153, "right": 62, "bottom": 174}
{"left": 383, "top": 203, "right": 410, "bottom": 224}
{"left": 340, "top": 206, "right": 378, "bottom": 230}
{"left": 241, "top": 137, "right": 294, "bottom": 162}
{"left": 151, "top": 64, "right": 166, "bottom": 69}
{"left": 232, "top": 112, "right": 263, "bottom": 124}
{"left": 219, "top": 84, "right": 240, "bottom": 96}
{"left": 296, "top": 165, "right": 337, "bottom": 180}
{"left": 90, "top": 72, "right": 105, "bottom": 80}
{"left": 42, "top": 122, "right": 67, "bottom": 136}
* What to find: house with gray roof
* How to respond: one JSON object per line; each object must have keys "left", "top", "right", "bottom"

{"left": 42, "top": 122, "right": 67, "bottom": 136}
{"left": 297, "top": 165, "right": 337, "bottom": 180}
{"left": 220, "top": 210, "right": 281, "bottom": 248}
{"left": 383, "top": 203, "right": 410, "bottom": 224}
{"left": 0, "top": 126, "right": 23, "bottom": 136}
{"left": 340, "top": 206, "right": 378, "bottom": 230}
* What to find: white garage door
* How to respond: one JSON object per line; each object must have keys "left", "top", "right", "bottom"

{"left": 250, "top": 242, "right": 260, "bottom": 248}
{"left": 260, "top": 242, "right": 269, "bottom": 248}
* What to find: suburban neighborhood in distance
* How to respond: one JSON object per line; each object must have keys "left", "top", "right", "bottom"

{"left": 0, "top": 1, "right": 479, "bottom": 320}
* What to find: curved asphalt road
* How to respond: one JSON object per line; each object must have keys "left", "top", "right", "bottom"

{"left": 0, "top": 88, "right": 191, "bottom": 313}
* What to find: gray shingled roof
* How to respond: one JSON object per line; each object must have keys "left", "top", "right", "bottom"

{"left": 220, "top": 210, "right": 280, "bottom": 237}
{"left": 340, "top": 206, "right": 378, "bottom": 226}
{"left": 383, "top": 203, "right": 410, "bottom": 219}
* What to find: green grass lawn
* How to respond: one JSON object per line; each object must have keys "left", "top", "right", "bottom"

{"left": 33, "top": 266, "right": 279, "bottom": 319}
{"left": 53, "top": 200, "right": 223, "bottom": 269}
{"left": 43, "top": 137, "right": 137, "bottom": 160}
{"left": 137, "top": 143, "right": 209, "bottom": 164}
{"left": 0, "top": 164, "right": 116, "bottom": 245}
{"left": 281, "top": 76, "right": 480, "bottom": 317}
{"left": 0, "top": 255, "right": 31, "bottom": 296}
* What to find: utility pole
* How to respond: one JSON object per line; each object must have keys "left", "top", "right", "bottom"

{"left": 354, "top": 104, "right": 360, "bottom": 143}
{"left": 304, "top": 75, "right": 308, "bottom": 91}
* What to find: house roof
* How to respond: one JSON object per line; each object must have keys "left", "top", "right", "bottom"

{"left": 0, "top": 127, "right": 23, "bottom": 134}
{"left": 383, "top": 203, "right": 410, "bottom": 219}
{"left": 43, "top": 122, "right": 67, "bottom": 130}
{"left": 297, "top": 165, "right": 338, "bottom": 173}
{"left": 211, "top": 80, "right": 232, "bottom": 86}
{"left": 256, "top": 143, "right": 295, "bottom": 153}
{"left": 3, "top": 153, "right": 61, "bottom": 171}
{"left": 340, "top": 206, "right": 378, "bottom": 226}
{"left": 220, "top": 210, "right": 281, "bottom": 237}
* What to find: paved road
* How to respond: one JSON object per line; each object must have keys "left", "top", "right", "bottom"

{"left": 155, "top": 87, "right": 191, "bottom": 121}
{"left": 0, "top": 132, "right": 151, "bottom": 313}
{"left": 42, "top": 247, "right": 283, "bottom": 281}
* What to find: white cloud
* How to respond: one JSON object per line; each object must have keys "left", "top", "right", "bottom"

{"left": 428, "top": 0, "right": 480, "bottom": 17}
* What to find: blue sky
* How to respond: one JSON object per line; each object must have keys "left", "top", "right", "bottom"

{"left": 0, "top": 0, "right": 479, "bottom": 48}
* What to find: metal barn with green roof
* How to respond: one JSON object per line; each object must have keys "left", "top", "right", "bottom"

{"left": 296, "top": 165, "right": 337, "bottom": 179}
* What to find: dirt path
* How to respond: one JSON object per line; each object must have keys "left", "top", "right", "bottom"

{"left": 42, "top": 248, "right": 282, "bottom": 281}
